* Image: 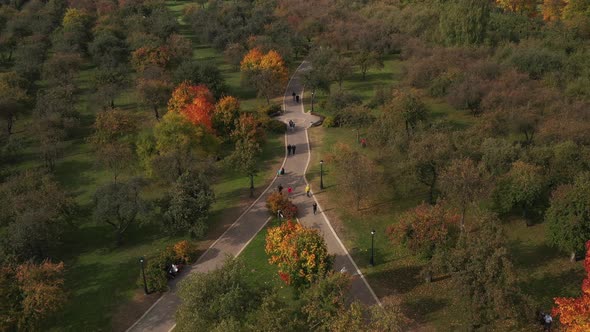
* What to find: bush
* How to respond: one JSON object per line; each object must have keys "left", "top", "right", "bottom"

{"left": 266, "top": 192, "right": 298, "bottom": 219}
{"left": 260, "top": 104, "right": 282, "bottom": 117}
{"left": 138, "top": 247, "right": 177, "bottom": 293}
{"left": 173, "top": 240, "right": 199, "bottom": 264}
{"left": 324, "top": 91, "right": 362, "bottom": 113}
{"left": 265, "top": 119, "right": 287, "bottom": 134}
{"left": 323, "top": 116, "right": 335, "bottom": 128}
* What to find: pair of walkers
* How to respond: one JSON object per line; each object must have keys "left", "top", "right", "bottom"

{"left": 291, "top": 92, "right": 300, "bottom": 103}
{"left": 287, "top": 144, "right": 297, "bottom": 155}
{"left": 288, "top": 120, "right": 295, "bottom": 131}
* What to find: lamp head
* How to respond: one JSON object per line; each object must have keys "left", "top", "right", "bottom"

{"left": 139, "top": 257, "right": 144, "bottom": 263}
{"left": 371, "top": 230, "right": 375, "bottom": 235}
{"left": 320, "top": 160, "right": 323, "bottom": 164}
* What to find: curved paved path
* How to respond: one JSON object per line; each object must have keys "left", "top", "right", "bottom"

{"left": 126, "top": 61, "right": 378, "bottom": 332}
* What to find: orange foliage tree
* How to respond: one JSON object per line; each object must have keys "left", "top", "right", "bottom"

{"left": 542, "top": 0, "right": 566, "bottom": 22}
{"left": 495, "top": 0, "right": 538, "bottom": 16}
{"left": 265, "top": 220, "right": 332, "bottom": 288}
{"left": 131, "top": 46, "right": 171, "bottom": 72}
{"left": 240, "top": 48, "right": 288, "bottom": 104}
{"left": 168, "top": 81, "right": 215, "bottom": 130}
{"left": 552, "top": 240, "right": 590, "bottom": 331}
{"left": 0, "top": 260, "right": 67, "bottom": 331}
{"left": 212, "top": 96, "right": 240, "bottom": 135}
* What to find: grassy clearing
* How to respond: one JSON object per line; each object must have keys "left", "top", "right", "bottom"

{"left": 303, "top": 57, "right": 586, "bottom": 329}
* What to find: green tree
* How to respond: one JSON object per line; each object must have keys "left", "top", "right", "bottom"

{"left": 0, "top": 71, "right": 29, "bottom": 136}
{"left": 546, "top": 172, "right": 590, "bottom": 261}
{"left": 93, "top": 178, "right": 147, "bottom": 245}
{"left": 164, "top": 172, "right": 215, "bottom": 239}
{"left": 175, "top": 257, "right": 261, "bottom": 332}
{"left": 393, "top": 90, "right": 429, "bottom": 137}
{"left": 493, "top": 160, "right": 544, "bottom": 224}
{"left": 439, "top": 0, "right": 491, "bottom": 45}
{"left": 448, "top": 214, "right": 531, "bottom": 329}
{"left": 227, "top": 138, "right": 261, "bottom": 197}
{"left": 92, "top": 65, "right": 128, "bottom": 110}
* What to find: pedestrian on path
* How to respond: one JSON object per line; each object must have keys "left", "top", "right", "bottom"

{"left": 278, "top": 184, "right": 283, "bottom": 194}
{"left": 287, "top": 144, "right": 292, "bottom": 155}
{"left": 292, "top": 91, "right": 296, "bottom": 101}
{"left": 292, "top": 144, "right": 296, "bottom": 154}
{"left": 287, "top": 187, "right": 292, "bottom": 195}
{"left": 280, "top": 167, "right": 285, "bottom": 175}
{"left": 313, "top": 202, "right": 317, "bottom": 215}
{"left": 296, "top": 95, "right": 300, "bottom": 103}
{"left": 305, "top": 184, "right": 311, "bottom": 197}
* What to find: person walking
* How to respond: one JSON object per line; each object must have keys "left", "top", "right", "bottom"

{"left": 292, "top": 144, "right": 296, "bottom": 154}
{"left": 305, "top": 184, "right": 311, "bottom": 197}
{"left": 287, "top": 187, "right": 292, "bottom": 195}
{"left": 287, "top": 144, "right": 291, "bottom": 155}
{"left": 292, "top": 91, "right": 296, "bottom": 101}
{"left": 278, "top": 184, "right": 283, "bottom": 194}
{"left": 544, "top": 313, "right": 552, "bottom": 331}
{"left": 296, "top": 95, "right": 300, "bottom": 103}
{"left": 312, "top": 202, "right": 318, "bottom": 215}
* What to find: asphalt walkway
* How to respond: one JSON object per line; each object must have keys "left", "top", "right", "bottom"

{"left": 126, "top": 61, "right": 378, "bottom": 332}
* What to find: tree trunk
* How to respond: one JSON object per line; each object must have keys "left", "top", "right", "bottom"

{"left": 110, "top": 99, "right": 115, "bottom": 109}
{"left": 265, "top": 95, "right": 270, "bottom": 105}
{"left": 570, "top": 251, "right": 576, "bottom": 262}
{"left": 6, "top": 114, "right": 13, "bottom": 136}
{"left": 249, "top": 174, "right": 254, "bottom": 198}
{"left": 424, "top": 271, "right": 432, "bottom": 283}
{"left": 153, "top": 105, "right": 160, "bottom": 120}
{"left": 523, "top": 204, "right": 532, "bottom": 226}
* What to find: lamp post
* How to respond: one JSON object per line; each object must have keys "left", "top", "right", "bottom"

{"left": 320, "top": 160, "right": 324, "bottom": 189}
{"left": 353, "top": 128, "right": 359, "bottom": 143}
{"left": 139, "top": 257, "right": 148, "bottom": 294}
{"left": 311, "top": 91, "right": 315, "bottom": 113}
{"left": 370, "top": 230, "right": 375, "bottom": 266}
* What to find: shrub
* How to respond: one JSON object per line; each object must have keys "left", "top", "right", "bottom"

{"left": 260, "top": 104, "right": 282, "bottom": 117}
{"left": 324, "top": 91, "right": 362, "bottom": 113}
{"left": 173, "top": 240, "right": 199, "bottom": 264}
{"left": 138, "top": 247, "right": 178, "bottom": 293}
{"left": 265, "top": 119, "right": 287, "bottom": 134}
{"left": 266, "top": 192, "right": 298, "bottom": 219}
{"left": 323, "top": 116, "right": 335, "bottom": 128}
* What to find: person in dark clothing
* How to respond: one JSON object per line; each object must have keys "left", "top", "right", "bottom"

{"left": 280, "top": 167, "right": 285, "bottom": 175}
{"left": 287, "top": 144, "right": 291, "bottom": 155}
{"left": 292, "top": 144, "right": 296, "bottom": 154}
{"left": 313, "top": 202, "right": 318, "bottom": 215}
{"left": 296, "top": 95, "right": 300, "bottom": 103}
{"left": 292, "top": 92, "right": 296, "bottom": 101}
{"left": 278, "top": 184, "right": 283, "bottom": 193}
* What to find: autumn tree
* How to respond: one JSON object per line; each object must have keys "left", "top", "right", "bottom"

{"left": 212, "top": 96, "right": 240, "bottom": 136}
{"left": 440, "top": 158, "right": 487, "bottom": 230}
{"left": 90, "top": 109, "right": 136, "bottom": 147}
{"left": 265, "top": 220, "right": 333, "bottom": 288}
{"left": 164, "top": 172, "right": 215, "bottom": 239}
{"left": 174, "top": 59, "right": 227, "bottom": 98}
{"left": 60, "top": 7, "right": 92, "bottom": 52}
{"left": 136, "top": 66, "right": 173, "bottom": 119}
{"left": 546, "top": 172, "right": 590, "bottom": 261}
{"left": 329, "top": 54, "right": 354, "bottom": 89}
{"left": 330, "top": 298, "right": 412, "bottom": 332}
{"left": 131, "top": 46, "right": 171, "bottom": 72}
{"left": 542, "top": 0, "right": 566, "bottom": 22}
{"left": 552, "top": 240, "right": 590, "bottom": 330}
{"left": 388, "top": 202, "right": 460, "bottom": 281}
{"left": 353, "top": 50, "right": 383, "bottom": 80}
{"left": 448, "top": 214, "right": 531, "bottom": 329}
{"left": 331, "top": 143, "right": 379, "bottom": 210}
{"left": 224, "top": 42, "right": 246, "bottom": 71}
{"left": 96, "top": 142, "right": 134, "bottom": 182}
{"left": 168, "top": 81, "right": 215, "bottom": 129}
{"left": 0, "top": 71, "right": 29, "bottom": 136}
{"left": 387, "top": 90, "right": 428, "bottom": 137}
{"left": 493, "top": 160, "right": 544, "bottom": 224}
{"left": 266, "top": 192, "right": 298, "bottom": 220}
{"left": 495, "top": 0, "right": 538, "bottom": 16}
{"left": 336, "top": 104, "right": 375, "bottom": 136}
{"left": 93, "top": 178, "right": 147, "bottom": 245}
{"left": 240, "top": 48, "right": 288, "bottom": 104}
{"left": 0, "top": 259, "right": 67, "bottom": 331}
{"left": 227, "top": 137, "right": 261, "bottom": 197}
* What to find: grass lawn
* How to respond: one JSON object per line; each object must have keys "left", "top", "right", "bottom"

{"left": 303, "top": 58, "right": 586, "bottom": 330}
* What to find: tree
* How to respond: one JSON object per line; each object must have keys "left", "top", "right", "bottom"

{"left": 330, "top": 298, "right": 412, "bottom": 332}
{"left": 89, "top": 30, "right": 128, "bottom": 66}
{"left": 329, "top": 55, "right": 354, "bottom": 89}
{"left": 439, "top": 0, "right": 491, "bottom": 45}
{"left": 353, "top": 50, "right": 383, "bottom": 80}
{"left": 299, "top": 272, "right": 351, "bottom": 330}
{"left": 175, "top": 257, "right": 261, "bottom": 332}
{"left": 493, "top": 160, "right": 544, "bottom": 224}
{"left": 552, "top": 240, "right": 590, "bottom": 331}
{"left": 173, "top": 59, "right": 227, "bottom": 98}
{"left": 391, "top": 90, "right": 428, "bottom": 137}
{"left": 265, "top": 220, "right": 333, "bottom": 289}
{"left": 168, "top": 81, "right": 215, "bottom": 130}
{"left": 224, "top": 42, "right": 246, "bottom": 71}
{"left": 266, "top": 192, "right": 298, "bottom": 220}
{"left": 440, "top": 158, "right": 486, "bottom": 230}
{"left": 227, "top": 138, "right": 261, "bottom": 197}
{"left": 448, "top": 215, "right": 531, "bottom": 329}
{"left": 1, "top": 259, "right": 67, "bottom": 331}
{"left": 336, "top": 104, "right": 375, "bottom": 134}
{"left": 240, "top": 48, "right": 289, "bottom": 104}
{"left": 0, "top": 71, "right": 29, "bottom": 136}
{"left": 0, "top": 170, "right": 74, "bottom": 260}
{"left": 92, "top": 65, "right": 128, "bottom": 110}
{"left": 90, "top": 109, "right": 136, "bottom": 147}
{"left": 496, "top": 0, "right": 538, "bottom": 16}
{"left": 164, "top": 172, "right": 215, "bottom": 239}
{"left": 93, "top": 178, "right": 147, "bottom": 245}
{"left": 96, "top": 142, "right": 133, "bottom": 182}
{"left": 408, "top": 131, "right": 454, "bottom": 204}
{"left": 61, "top": 7, "right": 92, "bottom": 52}
{"left": 546, "top": 173, "right": 590, "bottom": 261}
{"left": 331, "top": 143, "right": 379, "bottom": 211}
{"left": 42, "top": 52, "right": 82, "bottom": 87}
{"left": 388, "top": 202, "right": 459, "bottom": 280}
{"left": 131, "top": 46, "right": 171, "bottom": 72}
{"left": 542, "top": 0, "right": 566, "bottom": 22}
{"left": 136, "top": 66, "right": 173, "bottom": 119}
{"left": 212, "top": 96, "right": 240, "bottom": 136}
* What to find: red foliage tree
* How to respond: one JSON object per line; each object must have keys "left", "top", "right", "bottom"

{"left": 168, "top": 81, "right": 215, "bottom": 130}
{"left": 552, "top": 240, "right": 590, "bottom": 331}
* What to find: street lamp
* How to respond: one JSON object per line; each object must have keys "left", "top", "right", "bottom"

{"left": 320, "top": 160, "right": 324, "bottom": 190}
{"left": 370, "top": 230, "right": 375, "bottom": 266}
{"left": 139, "top": 257, "right": 148, "bottom": 294}
{"left": 311, "top": 91, "right": 315, "bottom": 113}
{"left": 353, "top": 128, "right": 359, "bottom": 143}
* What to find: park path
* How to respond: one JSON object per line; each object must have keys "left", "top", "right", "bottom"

{"left": 126, "top": 61, "right": 378, "bottom": 332}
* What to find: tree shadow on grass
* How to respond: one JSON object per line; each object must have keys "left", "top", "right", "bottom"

{"left": 521, "top": 268, "right": 586, "bottom": 307}
{"left": 404, "top": 297, "right": 449, "bottom": 324}
{"left": 509, "top": 240, "right": 563, "bottom": 270}
{"left": 367, "top": 265, "right": 423, "bottom": 297}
